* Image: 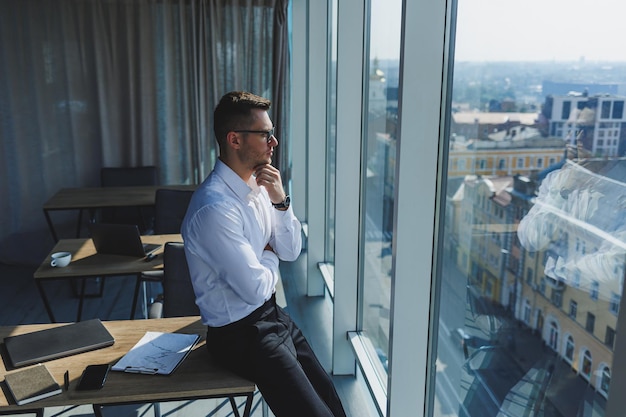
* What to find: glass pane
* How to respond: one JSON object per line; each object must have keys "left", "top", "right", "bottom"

{"left": 359, "top": 0, "right": 402, "bottom": 382}
{"left": 435, "top": 1, "right": 626, "bottom": 416}
{"left": 326, "top": 0, "right": 338, "bottom": 263}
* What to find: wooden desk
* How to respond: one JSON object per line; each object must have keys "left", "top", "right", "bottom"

{"left": 43, "top": 185, "right": 196, "bottom": 242}
{"left": 34, "top": 234, "right": 181, "bottom": 322}
{"left": 0, "top": 317, "right": 255, "bottom": 417}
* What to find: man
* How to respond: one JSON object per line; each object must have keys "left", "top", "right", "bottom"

{"left": 181, "top": 91, "right": 347, "bottom": 417}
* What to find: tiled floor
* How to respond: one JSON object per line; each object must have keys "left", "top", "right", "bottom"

{"left": 0, "top": 252, "right": 379, "bottom": 417}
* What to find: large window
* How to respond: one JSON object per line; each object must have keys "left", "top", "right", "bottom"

{"left": 432, "top": 0, "right": 626, "bottom": 415}
{"left": 325, "top": 0, "right": 338, "bottom": 265}
{"left": 308, "top": 0, "right": 626, "bottom": 415}
{"left": 358, "top": 0, "right": 402, "bottom": 384}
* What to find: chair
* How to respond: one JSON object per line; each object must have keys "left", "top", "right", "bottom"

{"left": 152, "top": 189, "right": 194, "bottom": 234}
{"left": 131, "top": 189, "right": 194, "bottom": 318}
{"left": 148, "top": 242, "right": 201, "bottom": 318}
{"left": 152, "top": 242, "right": 269, "bottom": 417}
{"left": 99, "top": 166, "right": 159, "bottom": 233}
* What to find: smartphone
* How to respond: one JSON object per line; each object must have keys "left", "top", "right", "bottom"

{"left": 76, "top": 364, "right": 110, "bottom": 391}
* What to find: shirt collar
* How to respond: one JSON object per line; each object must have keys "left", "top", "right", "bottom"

{"left": 214, "top": 159, "right": 260, "bottom": 201}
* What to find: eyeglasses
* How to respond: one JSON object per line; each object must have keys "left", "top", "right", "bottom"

{"left": 233, "top": 128, "right": 275, "bottom": 143}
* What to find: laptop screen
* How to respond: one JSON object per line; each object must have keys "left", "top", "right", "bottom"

{"left": 88, "top": 223, "right": 160, "bottom": 257}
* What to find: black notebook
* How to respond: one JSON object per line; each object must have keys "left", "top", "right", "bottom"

{"left": 3, "top": 319, "right": 115, "bottom": 368}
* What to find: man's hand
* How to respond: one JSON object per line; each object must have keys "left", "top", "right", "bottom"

{"left": 254, "top": 164, "right": 286, "bottom": 204}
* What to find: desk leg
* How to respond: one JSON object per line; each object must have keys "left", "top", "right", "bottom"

{"left": 76, "top": 208, "right": 83, "bottom": 238}
{"left": 130, "top": 274, "right": 142, "bottom": 319}
{"left": 43, "top": 209, "right": 59, "bottom": 243}
{"left": 229, "top": 393, "right": 253, "bottom": 417}
{"left": 229, "top": 397, "right": 241, "bottom": 417}
{"left": 242, "top": 393, "right": 254, "bottom": 417}
{"left": 35, "top": 280, "right": 57, "bottom": 323}
{"left": 92, "top": 404, "right": 104, "bottom": 417}
{"left": 76, "top": 279, "right": 86, "bottom": 322}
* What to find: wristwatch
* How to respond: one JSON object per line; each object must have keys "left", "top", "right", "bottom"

{"left": 272, "top": 195, "right": 291, "bottom": 210}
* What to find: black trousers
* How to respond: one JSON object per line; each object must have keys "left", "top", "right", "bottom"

{"left": 206, "top": 295, "right": 347, "bottom": 417}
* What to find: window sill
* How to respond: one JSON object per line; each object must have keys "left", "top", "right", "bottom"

{"left": 348, "top": 331, "right": 388, "bottom": 417}
{"left": 318, "top": 262, "right": 335, "bottom": 299}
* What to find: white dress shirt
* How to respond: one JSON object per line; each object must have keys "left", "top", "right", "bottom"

{"left": 181, "top": 160, "right": 302, "bottom": 326}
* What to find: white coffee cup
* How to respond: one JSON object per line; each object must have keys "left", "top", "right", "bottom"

{"left": 50, "top": 252, "right": 72, "bottom": 267}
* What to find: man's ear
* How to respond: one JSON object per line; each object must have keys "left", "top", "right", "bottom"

{"left": 226, "top": 131, "right": 242, "bottom": 149}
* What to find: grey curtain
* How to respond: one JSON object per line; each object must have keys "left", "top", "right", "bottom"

{"left": 0, "top": 0, "right": 290, "bottom": 264}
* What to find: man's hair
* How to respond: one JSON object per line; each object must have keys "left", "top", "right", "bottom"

{"left": 214, "top": 91, "right": 271, "bottom": 145}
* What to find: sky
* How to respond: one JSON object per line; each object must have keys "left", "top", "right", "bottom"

{"left": 455, "top": 0, "right": 626, "bottom": 62}
{"left": 368, "top": 0, "right": 626, "bottom": 62}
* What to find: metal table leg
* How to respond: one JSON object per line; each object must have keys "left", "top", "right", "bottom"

{"left": 43, "top": 209, "right": 59, "bottom": 243}
{"left": 35, "top": 280, "right": 56, "bottom": 323}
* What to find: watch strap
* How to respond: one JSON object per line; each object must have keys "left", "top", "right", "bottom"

{"left": 272, "top": 195, "right": 291, "bottom": 209}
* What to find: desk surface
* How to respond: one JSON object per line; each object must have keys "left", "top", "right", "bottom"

{"left": 34, "top": 234, "right": 181, "bottom": 280}
{"left": 0, "top": 317, "right": 255, "bottom": 411}
{"left": 43, "top": 185, "right": 197, "bottom": 210}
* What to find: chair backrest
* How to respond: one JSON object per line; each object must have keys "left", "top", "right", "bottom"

{"left": 162, "top": 242, "right": 200, "bottom": 317}
{"left": 154, "top": 189, "right": 194, "bottom": 234}
{"left": 100, "top": 166, "right": 159, "bottom": 187}
{"left": 100, "top": 166, "right": 159, "bottom": 231}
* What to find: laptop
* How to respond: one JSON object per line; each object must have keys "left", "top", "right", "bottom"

{"left": 3, "top": 319, "right": 115, "bottom": 368}
{"left": 88, "top": 223, "right": 161, "bottom": 258}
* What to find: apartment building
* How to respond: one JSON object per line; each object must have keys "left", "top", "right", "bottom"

{"left": 451, "top": 159, "right": 626, "bottom": 408}
{"left": 449, "top": 126, "right": 565, "bottom": 178}
{"left": 542, "top": 94, "right": 626, "bottom": 157}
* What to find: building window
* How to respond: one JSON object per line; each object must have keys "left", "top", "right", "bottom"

{"left": 606, "top": 326, "right": 616, "bottom": 349}
{"left": 600, "top": 366, "right": 611, "bottom": 397}
{"left": 549, "top": 321, "right": 559, "bottom": 351}
{"left": 523, "top": 300, "right": 531, "bottom": 324}
{"left": 610, "top": 292, "right": 620, "bottom": 315}
{"left": 551, "top": 289, "right": 562, "bottom": 308}
{"left": 569, "top": 300, "right": 577, "bottom": 320}
{"left": 582, "top": 350, "right": 593, "bottom": 379}
{"left": 565, "top": 336, "right": 575, "bottom": 363}
{"left": 517, "top": 157, "right": 524, "bottom": 168}
{"left": 586, "top": 312, "right": 596, "bottom": 333}
{"left": 612, "top": 100, "right": 624, "bottom": 119}
{"left": 602, "top": 101, "right": 611, "bottom": 119}
{"left": 591, "top": 281, "right": 599, "bottom": 300}
{"left": 562, "top": 101, "right": 571, "bottom": 119}
{"left": 573, "top": 270, "right": 581, "bottom": 288}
